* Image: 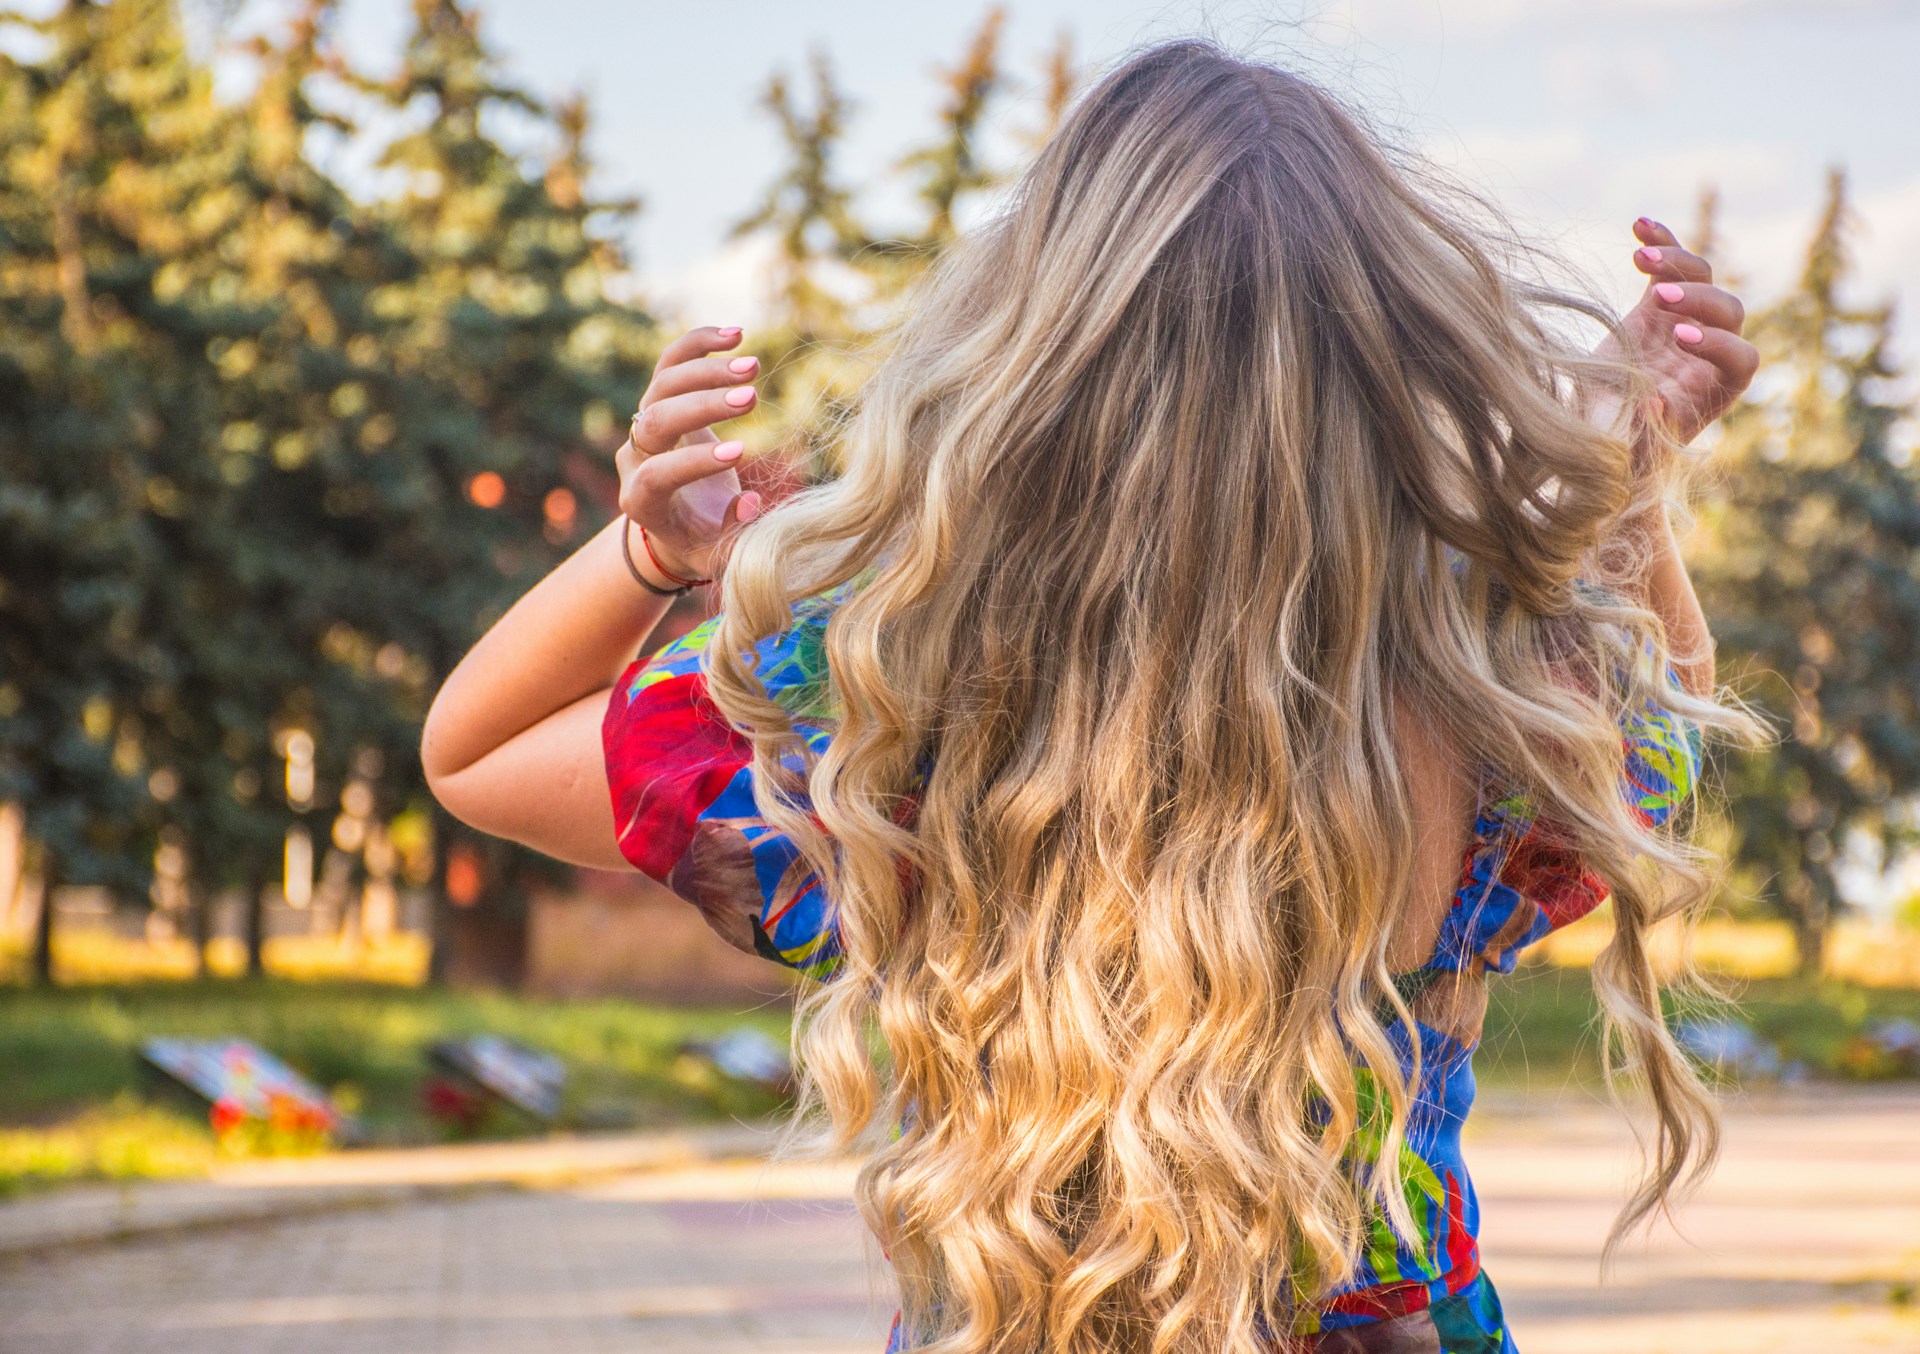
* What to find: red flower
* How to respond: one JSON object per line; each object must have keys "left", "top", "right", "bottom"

{"left": 209, "top": 1097, "right": 245, "bottom": 1135}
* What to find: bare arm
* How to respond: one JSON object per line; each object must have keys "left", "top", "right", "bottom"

{"left": 1597, "top": 217, "right": 1759, "bottom": 700}
{"left": 420, "top": 519, "right": 672, "bottom": 868}
{"left": 1634, "top": 522, "right": 1715, "bottom": 699}
{"left": 420, "top": 325, "right": 765, "bottom": 867}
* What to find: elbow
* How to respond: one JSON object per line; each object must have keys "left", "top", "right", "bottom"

{"left": 419, "top": 733, "right": 482, "bottom": 837}
{"left": 421, "top": 749, "right": 452, "bottom": 818}
{"left": 418, "top": 686, "right": 464, "bottom": 810}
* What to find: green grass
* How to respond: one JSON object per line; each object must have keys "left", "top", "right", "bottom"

{"left": 0, "top": 977, "right": 797, "bottom": 1181}
{"left": 6, "top": 965, "right": 1918, "bottom": 1197}
{"left": 0, "top": 1097, "right": 217, "bottom": 1198}
{"left": 1479, "top": 961, "right": 1920, "bottom": 1091}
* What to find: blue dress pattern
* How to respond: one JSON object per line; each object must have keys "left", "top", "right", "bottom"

{"left": 603, "top": 600, "right": 1703, "bottom": 1354}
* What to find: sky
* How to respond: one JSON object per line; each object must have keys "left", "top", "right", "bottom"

{"left": 262, "top": 0, "right": 1920, "bottom": 345}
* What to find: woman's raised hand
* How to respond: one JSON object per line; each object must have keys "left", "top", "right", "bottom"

{"left": 616, "top": 325, "right": 765, "bottom": 582}
{"left": 1607, "top": 218, "right": 1760, "bottom": 448}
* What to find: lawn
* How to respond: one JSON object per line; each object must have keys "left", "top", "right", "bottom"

{"left": 5, "top": 957, "right": 1919, "bottom": 1197}
{"left": 0, "top": 976, "right": 794, "bottom": 1195}
{"left": 1478, "top": 961, "right": 1920, "bottom": 1090}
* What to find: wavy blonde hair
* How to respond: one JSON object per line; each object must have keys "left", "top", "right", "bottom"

{"left": 705, "top": 40, "right": 1763, "bottom": 1354}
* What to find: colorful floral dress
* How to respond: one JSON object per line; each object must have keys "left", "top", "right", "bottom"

{"left": 602, "top": 595, "right": 1702, "bottom": 1354}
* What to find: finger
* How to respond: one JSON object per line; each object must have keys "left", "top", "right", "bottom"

{"left": 622, "top": 439, "right": 746, "bottom": 516}
{"left": 1632, "top": 241, "right": 1712, "bottom": 285}
{"left": 654, "top": 325, "right": 745, "bottom": 373}
{"left": 629, "top": 384, "right": 759, "bottom": 455}
{"left": 1672, "top": 325, "right": 1760, "bottom": 392}
{"left": 641, "top": 353, "right": 760, "bottom": 406}
{"left": 1649, "top": 281, "right": 1745, "bottom": 335}
{"left": 1632, "top": 217, "right": 1681, "bottom": 249}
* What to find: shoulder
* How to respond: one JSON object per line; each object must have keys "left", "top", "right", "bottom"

{"left": 616, "top": 587, "right": 848, "bottom": 721}
{"left": 600, "top": 591, "right": 854, "bottom": 981}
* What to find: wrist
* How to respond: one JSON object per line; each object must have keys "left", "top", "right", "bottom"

{"left": 1615, "top": 495, "right": 1673, "bottom": 545}
{"left": 1608, "top": 504, "right": 1683, "bottom": 603}
{"left": 641, "top": 528, "right": 707, "bottom": 586}
{"left": 619, "top": 520, "right": 690, "bottom": 598}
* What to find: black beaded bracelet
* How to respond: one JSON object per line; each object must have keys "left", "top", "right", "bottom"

{"left": 622, "top": 519, "right": 689, "bottom": 597}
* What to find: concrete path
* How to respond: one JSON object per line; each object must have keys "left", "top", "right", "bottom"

{"left": 0, "top": 1120, "right": 784, "bottom": 1258}
{"left": 2, "top": 1088, "right": 1916, "bottom": 1353}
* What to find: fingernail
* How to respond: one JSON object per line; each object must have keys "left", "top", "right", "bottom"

{"left": 737, "top": 491, "right": 762, "bottom": 523}
{"left": 716, "top": 326, "right": 743, "bottom": 339}
{"left": 1655, "top": 283, "right": 1685, "bottom": 304}
{"left": 1674, "top": 323, "right": 1704, "bottom": 345}
{"left": 713, "top": 440, "right": 744, "bottom": 462}
{"left": 728, "top": 356, "right": 758, "bottom": 375}
{"left": 724, "top": 386, "right": 756, "bottom": 408}
{"left": 1639, "top": 246, "right": 1664, "bottom": 264}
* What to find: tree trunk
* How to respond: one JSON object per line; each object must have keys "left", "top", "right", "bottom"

{"left": 52, "top": 191, "right": 97, "bottom": 352}
{"left": 1791, "top": 912, "right": 1830, "bottom": 978}
{"left": 426, "top": 814, "right": 454, "bottom": 987}
{"left": 187, "top": 877, "right": 213, "bottom": 977}
{"left": 1786, "top": 874, "right": 1832, "bottom": 978}
{"left": 244, "top": 860, "right": 269, "bottom": 977}
{"left": 31, "top": 856, "right": 57, "bottom": 985}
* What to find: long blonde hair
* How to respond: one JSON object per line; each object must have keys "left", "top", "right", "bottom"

{"left": 706, "top": 40, "right": 1762, "bottom": 1354}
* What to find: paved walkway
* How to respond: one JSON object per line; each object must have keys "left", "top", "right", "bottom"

{"left": 0, "top": 1121, "right": 785, "bottom": 1257}
{"left": 2, "top": 1088, "right": 1916, "bottom": 1353}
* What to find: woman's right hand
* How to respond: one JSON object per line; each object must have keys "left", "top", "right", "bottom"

{"left": 616, "top": 325, "right": 765, "bottom": 581}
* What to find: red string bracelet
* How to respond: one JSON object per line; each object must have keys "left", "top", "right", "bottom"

{"left": 639, "top": 523, "right": 713, "bottom": 589}
{"left": 621, "top": 520, "right": 683, "bottom": 597}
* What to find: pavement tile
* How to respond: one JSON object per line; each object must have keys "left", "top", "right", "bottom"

{"left": 2, "top": 1090, "right": 1915, "bottom": 1353}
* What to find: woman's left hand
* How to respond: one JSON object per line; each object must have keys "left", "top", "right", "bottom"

{"left": 1598, "top": 217, "right": 1760, "bottom": 449}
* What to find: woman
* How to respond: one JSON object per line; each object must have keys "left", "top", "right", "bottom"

{"left": 422, "top": 41, "right": 1762, "bottom": 1354}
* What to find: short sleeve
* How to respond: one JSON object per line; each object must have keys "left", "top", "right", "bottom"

{"left": 1433, "top": 662, "right": 1705, "bottom": 976}
{"left": 602, "top": 602, "right": 844, "bottom": 980}
{"left": 1618, "top": 673, "right": 1704, "bottom": 829}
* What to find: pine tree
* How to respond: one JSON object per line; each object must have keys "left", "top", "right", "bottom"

{"left": 1020, "top": 30, "right": 1078, "bottom": 154}
{"left": 1689, "top": 170, "right": 1920, "bottom": 972}
{"left": 0, "top": 0, "right": 656, "bottom": 983}
{"left": 732, "top": 49, "right": 866, "bottom": 345}
{"left": 893, "top": 6, "right": 1006, "bottom": 253}
{"left": 164, "top": 0, "right": 395, "bottom": 974}
{"left": 0, "top": 0, "right": 257, "bottom": 980}
{"left": 723, "top": 50, "right": 875, "bottom": 476}
{"left": 358, "top": 0, "right": 654, "bottom": 978}
{"left": 732, "top": 12, "right": 1028, "bottom": 475}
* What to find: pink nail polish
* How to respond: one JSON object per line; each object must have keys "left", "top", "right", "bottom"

{"left": 716, "top": 326, "right": 743, "bottom": 339}
{"left": 1655, "top": 283, "right": 1685, "bottom": 304}
{"left": 738, "top": 492, "right": 762, "bottom": 523}
{"left": 1640, "top": 247, "right": 1664, "bottom": 264}
{"left": 1674, "top": 323, "right": 1704, "bottom": 345}
{"left": 728, "top": 356, "right": 758, "bottom": 375}
{"left": 724, "top": 387, "right": 756, "bottom": 408}
{"left": 714, "top": 440, "right": 745, "bottom": 461}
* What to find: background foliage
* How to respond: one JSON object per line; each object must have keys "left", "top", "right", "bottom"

{"left": 0, "top": 0, "right": 1914, "bottom": 988}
